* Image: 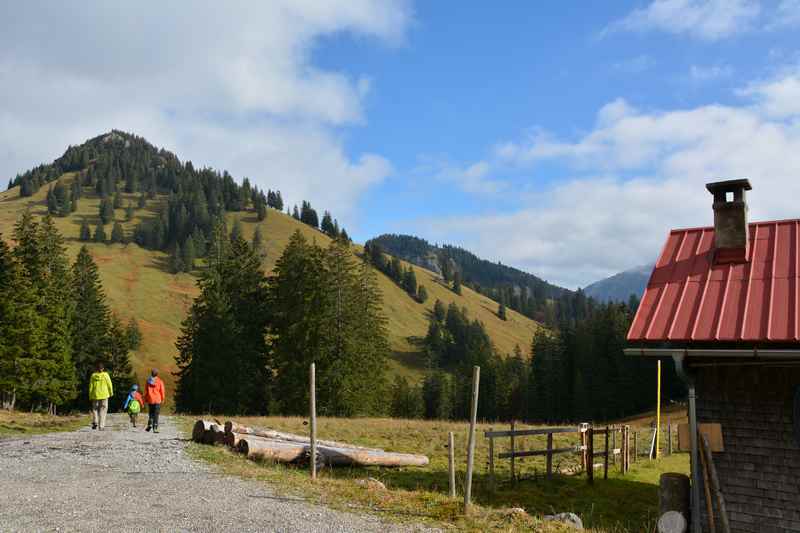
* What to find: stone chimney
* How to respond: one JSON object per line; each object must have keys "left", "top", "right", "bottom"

{"left": 706, "top": 179, "right": 752, "bottom": 264}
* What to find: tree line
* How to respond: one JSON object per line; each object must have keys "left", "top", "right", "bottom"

{"left": 389, "top": 293, "right": 684, "bottom": 423}
{"left": 174, "top": 226, "right": 387, "bottom": 416}
{"left": 363, "top": 241, "right": 429, "bottom": 303}
{"left": 0, "top": 212, "right": 138, "bottom": 413}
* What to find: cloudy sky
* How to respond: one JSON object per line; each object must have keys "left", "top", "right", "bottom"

{"left": 2, "top": 1, "right": 800, "bottom": 288}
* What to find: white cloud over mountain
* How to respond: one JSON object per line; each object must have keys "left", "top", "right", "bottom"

{"left": 421, "top": 68, "right": 800, "bottom": 289}
{"left": 0, "top": 1, "right": 411, "bottom": 222}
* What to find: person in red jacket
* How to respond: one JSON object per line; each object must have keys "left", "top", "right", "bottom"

{"left": 143, "top": 368, "right": 165, "bottom": 433}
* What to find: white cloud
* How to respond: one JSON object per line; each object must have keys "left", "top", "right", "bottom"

{"left": 0, "top": 1, "right": 411, "bottom": 223}
{"left": 605, "top": 0, "right": 761, "bottom": 40}
{"left": 769, "top": 0, "right": 800, "bottom": 28}
{"left": 420, "top": 69, "right": 800, "bottom": 289}
{"left": 689, "top": 64, "right": 734, "bottom": 82}
{"left": 613, "top": 54, "right": 656, "bottom": 73}
{"left": 415, "top": 157, "right": 508, "bottom": 195}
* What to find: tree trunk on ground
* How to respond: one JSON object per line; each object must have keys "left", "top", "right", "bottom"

{"left": 224, "top": 421, "right": 383, "bottom": 451}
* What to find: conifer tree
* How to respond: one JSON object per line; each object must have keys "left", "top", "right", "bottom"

{"left": 175, "top": 220, "right": 271, "bottom": 414}
{"left": 71, "top": 246, "right": 112, "bottom": 408}
{"left": 108, "top": 315, "right": 135, "bottom": 404}
{"left": 256, "top": 201, "right": 267, "bottom": 222}
{"left": 93, "top": 224, "right": 106, "bottom": 243}
{"left": 320, "top": 211, "right": 335, "bottom": 236}
{"left": 417, "top": 284, "right": 429, "bottom": 303}
{"left": 181, "top": 238, "right": 195, "bottom": 272}
{"left": 125, "top": 202, "right": 134, "bottom": 222}
{"left": 389, "top": 376, "right": 423, "bottom": 419}
{"left": 402, "top": 267, "right": 418, "bottom": 296}
{"left": 292, "top": 205, "right": 300, "bottom": 220}
{"left": 79, "top": 220, "right": 91, "bottom": 241}
{"left": 137, "top": 193, "right": 146, "bottom": 209}
{"left": 113, "top": 192, "right": 123, "bottom": 209}
{"left": 125, "top": 318, "right": 142, "bottom": 350}
{"left": 230, "top": 217, "right": 243, "bottom": 242}
{"left": 192, "top": 228, "right": 207, "bottom": 258}
{"left": 47, "top": 186, "right": 58, "bottom": 214}
{"left": 171, "top": 243, "right": 184, "bottom": 274}
{"left": 111, "top": 222, "right": 125, "bottom": 244}
{"left": 498, "top": 302, "right": 507, "bottom": 321}
{"left": 433, "top": 299, "right": 446, "bottom": 322}
{"left": 100, "top": 197, "right": 115, "bottom": 224}
{"left": 453, "top": 270, "right": 462, "bottom": 295}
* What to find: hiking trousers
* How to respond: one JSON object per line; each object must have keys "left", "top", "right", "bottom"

{"left": 91, "top": 399, "right": 108, "bottom": 429}
{"left": 147, "top": 403, "right": 161, "bottom": 429}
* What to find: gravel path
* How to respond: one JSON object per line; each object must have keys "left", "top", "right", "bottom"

{"left": 0, "top": 415, "right": 434, "bottom": 532}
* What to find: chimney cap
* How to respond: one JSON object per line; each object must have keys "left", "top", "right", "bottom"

{"left": 706, "top": 178, "right": 752, "bottom": 194}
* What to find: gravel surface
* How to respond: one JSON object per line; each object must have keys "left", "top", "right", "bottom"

{"left": 0, "top": 415, "right": 435, "bottom": 532}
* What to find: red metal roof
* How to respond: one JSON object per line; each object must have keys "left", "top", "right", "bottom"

{"left": 628, "top": 219, "right": 800, "bottom": 344}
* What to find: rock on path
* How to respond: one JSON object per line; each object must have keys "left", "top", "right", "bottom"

{"left": 0, "top": 415, "right": 433, "bottom": 532}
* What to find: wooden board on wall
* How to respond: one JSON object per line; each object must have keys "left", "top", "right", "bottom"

{"left": 677, "top": 423, "right": 724, "bottom": 452}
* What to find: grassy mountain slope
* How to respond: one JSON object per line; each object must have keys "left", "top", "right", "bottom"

{"left": 0, "top": 174, "right": 541, "bottom": 399}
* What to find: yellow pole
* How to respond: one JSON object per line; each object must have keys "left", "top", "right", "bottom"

{"left": 655, "top": 360, "right": 661, "bottom": 459}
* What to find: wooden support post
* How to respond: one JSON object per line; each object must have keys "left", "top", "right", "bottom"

{"left": 580, "top": 425, "right": 587, "bottom": 473}
{"left": 621, "top": 426, "right": 626, "bottom": 474}
{"left": 488, "top": 430, "right": 495, "bottom": 493}
{"left": 310, "top": 362, "right": 317, "bottom": 481}
{"left": 464, "top": 365, "right": 480, "bottom": 511}
{"left": 587, "top": 426, "right": 594, "bottom": 484}
{"left": 448, "top": 431, "right": 456, "bottom": 499}
{"left": 633, "top": 430, "right": 638, "bottom": 463}
{"left": 604, "top": 425, "right": 609, "bottom": 480}
{"left": 546, "top": 432, "right": 553, "bottom": 478}
{"left": 510, "top": 420, "right": 516, "bottom": 483}
{"left": 655, "top": 360, "right": 662, "bottom": 459}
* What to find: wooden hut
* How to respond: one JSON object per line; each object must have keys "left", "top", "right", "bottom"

{"left": 626, "top": 179, "right": 800, "bottom": 533}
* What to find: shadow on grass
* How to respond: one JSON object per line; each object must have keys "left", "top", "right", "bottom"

{"left": 311, "top": 463, "right": 659, "bottom": 530}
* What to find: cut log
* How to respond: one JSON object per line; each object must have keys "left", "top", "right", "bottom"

{"left": 203, "top": 423, "right": 226, "bottom": 445}
{"left": 236, "top": 435, "right": 428, "bottom": 467}
{"left": 224, "top": 421, "right": 382, "bottom": 451}
{"left": 222, "top": 432, "right": 243, "bottom": 449}
{"left": 193, "top": 420, "right": 215, "bottom": 443}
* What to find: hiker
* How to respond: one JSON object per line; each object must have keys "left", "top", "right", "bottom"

{"left": 144, "top": 368, "right": 165, "bottom": 433}
{"left": 88, "top": 362, "right": 113, "bottom": 431}
{"left": 122, "top": 384, "right": 144, "bottom": 427}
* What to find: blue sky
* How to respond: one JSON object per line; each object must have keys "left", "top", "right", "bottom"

{"left": 2, "top": 1, "right": 800, "bottom": 288}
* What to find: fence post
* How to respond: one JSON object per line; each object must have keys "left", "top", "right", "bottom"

{"left": 546, "top": 432, "right": 554, "bottom": 479}
{"left": 633, "top": 430, "right": 638, "bottom": 463}
{"left": 580, "top": 424, "right": 587, "bottom": 473}
{"left": 310, "top": 362, "right": 317, "bottom": 481}
{"left": 510, "top": 420, "right": 516, "bottom": 483}
{"left": 587, "top": 426, "right": 594, "bottom": 485}
{"left": 604, "top": 426, "right": 609, "bottom": 480}
{"left": 612, "top": 427, "right": 617, "bottom": 466}
{"left": 448, "top": 431, "right": 456, "bottom": 498}
{"left": 488, "top": 430, "right": 495, "bottom": 493}
{"left": 464, "top": 366, "right": 480, "bottom": 512}
{"left": 667, "top": 420, "right": 673, "bottom": 456}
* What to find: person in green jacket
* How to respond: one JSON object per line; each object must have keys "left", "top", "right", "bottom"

{"left": 88, "top": 361, "right": 113, "bottom": 430}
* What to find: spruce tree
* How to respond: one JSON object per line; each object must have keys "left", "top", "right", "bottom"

{"left": 125, "top": 318, "right": 142, "bottom": 350}
{"left": 93, "top": 224, "right": 106, "bottom": 243}
{"left": 389, "top": 376, "right": 423, "bottom": 419}
{"left": 192, "top": 228, "right": 207, "bottom": 258}
{"left": 137, "top": 193, "right": 146, "bottom": 209}
{"left": 256, "top": 201, "right": 267, "bottom": 222}
{"left": 320, "top": 211, "right": 335, "bottom": 236}
{"left": 125, "top": 202, "right": 134, "bottom": 222}
{"left": 498, "top": 302, "right": 507, "bottom": 321}
{"left": 181, "top": 238, "right": 195, "bottom": 272}
{"left": 230, "top": 217, "right": 243, "bottom": 242}
{"left": 100, "top": 198, "right": 115, "bottom": 224}
{"left": 111, "top": 222, "right": 125, "bottom": 244}
{"left": 417, "top": 284, "right": 429, "bottom": 303}
{"left": 108, "top": 315, "right": 135, "bottom": 406}
{"left": 402, "top": 267, "right": 418, "bottom": 296}
{"left": 79, "top": 220, "right": 91, "bottom": 241}
{"left": 453, "top": 270, "right": 462, "bottom": 295}
{"left": 71, "top": 246, "right": 111, "bottom": 408}
{"left": 113, "top": 191, "right": 123, "bottom": 209}
{"left": 171, "top": 243, "right": 185, "bottom": 274}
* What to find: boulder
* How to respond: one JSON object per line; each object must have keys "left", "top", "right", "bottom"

{"left": 543, "top": 512, "right": 583, "bottom": 529}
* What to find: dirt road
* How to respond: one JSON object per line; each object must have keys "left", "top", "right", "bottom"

{"left": 0, "top": 414, "right": 431, "bottom": 532}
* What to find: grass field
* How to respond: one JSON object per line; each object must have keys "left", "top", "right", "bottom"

{"left": 183, "top": 415, "right": 689, "bottom": 532}
{"left": 0, "top": 177, "right": 542, "bottom": 404}
{"left": 0, "top": 410, "right": 88, "bottom": 438}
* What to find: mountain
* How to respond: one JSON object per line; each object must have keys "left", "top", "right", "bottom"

{"left": 0, "top": 132, "right": 542, "bottom": 400}
{"left": 583, "top": 264, "right": 652, "bottom": 303}
{"left": 366, "top": 234, "right": 569, "bottom": 322}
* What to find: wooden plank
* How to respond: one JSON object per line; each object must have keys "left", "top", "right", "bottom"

{"left": 448, "top": 432, "right": 456, "bottom": 499}
{"left": 678, "top": 423, "right": 724, "bottom": 452}
{"left": 464, "top": 366, "right": 480, "bottom": 511}
{"left": 310, "top": 363, "right": 317, "bottom": 481}
{"left": 499, "top": 447, "right": 575, "bottom": 459}
{"left": 546, "top": 433, "right": 553, "bottom": 478}
{"left": 488, "top": 431, "right": 494, "bottom": 492}
{"left": 604, "top": 425, "right": 609, "bottom": 480}
{"left": 484, "top": 427, "right": 579, "bottom": 438}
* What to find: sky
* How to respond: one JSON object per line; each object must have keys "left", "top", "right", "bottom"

{"left": 2, "top": 0, "right": 800, "bottom": 289}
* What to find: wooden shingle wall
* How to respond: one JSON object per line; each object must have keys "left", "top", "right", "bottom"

{"left": 696, "top": 365, "right": 800, "bottom": 533}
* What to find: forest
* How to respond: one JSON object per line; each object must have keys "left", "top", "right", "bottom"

{"left": 0, "top": 212, "right": 138, "bottom": 413}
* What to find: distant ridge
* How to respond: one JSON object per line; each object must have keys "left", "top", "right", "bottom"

{"left": 583, "top": 264, "right": 651, "bottom": 303}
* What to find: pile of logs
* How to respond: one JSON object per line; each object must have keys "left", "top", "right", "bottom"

{"left": 192, "top": 419, "right": 429, "bottom": 468}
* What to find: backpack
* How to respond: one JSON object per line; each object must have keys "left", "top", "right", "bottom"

{"left": 128, "top": 398, "right": 141, "bottom": 414}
